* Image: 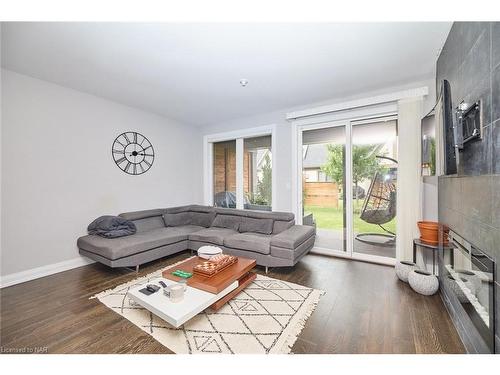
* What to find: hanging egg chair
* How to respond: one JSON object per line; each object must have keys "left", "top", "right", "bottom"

{"left": 355, "top": 156, "right": 397, "bottom": 247}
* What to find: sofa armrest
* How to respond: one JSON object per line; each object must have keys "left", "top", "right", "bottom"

{"left": 271, "top": 225, "right": 315, "bottom": 249}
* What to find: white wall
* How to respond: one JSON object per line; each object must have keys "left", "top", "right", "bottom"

{"left": 202, "top": 79, "right": 436, "bottom": 213}
{"left": 1, "top": 70, "right": 203, "bottom": 277}
{"left": 422, "top": 177, "right": 438, "bottom": 220}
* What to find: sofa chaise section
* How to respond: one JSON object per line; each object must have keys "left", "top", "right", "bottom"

{"left": 78, "top": 209, "right": 199, "bottom": 268}
{"left": 270, "top": 225, "right": 316, "bottom": 264}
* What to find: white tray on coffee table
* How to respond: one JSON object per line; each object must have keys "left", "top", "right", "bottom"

{"left": 127, "top": 277, "right": 238, "bottom": 328}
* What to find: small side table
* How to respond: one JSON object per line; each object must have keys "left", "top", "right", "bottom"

{"left": 413, "top": 238, "right": 453, "bottom": 275}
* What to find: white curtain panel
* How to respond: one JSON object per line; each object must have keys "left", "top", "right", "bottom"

{"left": 396, "top": 97, "right": 424, "bottom": 261}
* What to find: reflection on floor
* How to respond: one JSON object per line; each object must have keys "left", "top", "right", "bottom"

{"left": 314, "top": 228, "right": 396, "bottom": 258}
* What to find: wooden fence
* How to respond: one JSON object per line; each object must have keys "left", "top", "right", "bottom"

{"left": 303, "top": 182, "right": 339, "bottom": 208}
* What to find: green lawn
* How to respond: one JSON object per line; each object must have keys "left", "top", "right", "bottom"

{"left": 305, "top": 200, "right": 396, "bottom": 234}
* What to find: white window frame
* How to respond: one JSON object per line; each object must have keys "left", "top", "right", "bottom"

{"left": 203, "top": 124, "right": 277, "bottom": 210}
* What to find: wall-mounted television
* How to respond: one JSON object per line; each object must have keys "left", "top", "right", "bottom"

{"left": 441, "top": 80, "right": 457, "bottom": 175}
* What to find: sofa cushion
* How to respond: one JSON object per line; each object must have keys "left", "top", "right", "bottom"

{"left": 190, "top": 211, "right": 216, "bottom": 228}
{"left": 214, "top": 207, "right": 247, "bottom": 217}
{"left": 133, "top": 216, "right": 165, "bottom": 233}
{"left": 224, "top": 233, "right": 271, "bottom": 255}
{"left": 77, "top": 225, "right": 202, "bottom": 260}
{"left": 239, "top": 217, "right": 273, "bottom": 235}
{"left": 119, "top": 209, "right": 166, "bottom": 221}
{"left": 162, "top": 225, "right": 205, "bottom": 237}
{"left": 244, "top": 210, "right": 294, "bottom": 222}
{"left": 272, "top": 219, "right": 294, "bottom": 234}
{"left": 271, "top": 235, "right": 316, "bottom": 260}
{"left": 211, "top": 214, "right": 241, "bottom": 231}
{"left": 214, "top": 207, "right": 294, "bottom": 220}
{"left": 270, "top": 225, "right": 315, "bottom": 249}
{"left": 188, "top": 227, "right": 238, "bottom": 246}
{"left": 166, "top": 205, "right": 213, "bottom": 214}
{"left": 163, "top": 212, "right": 191, "bottom": 227}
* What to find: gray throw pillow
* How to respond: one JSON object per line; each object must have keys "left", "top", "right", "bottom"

{"left": 162, "top": 212, "right": 191, "bottom": 227}
{"left": 190, "top": 212, "right": 216, "bottom": 228}
{"left": 239, "top": 217, "right": 273, "bottom": 235}
{"left": 212, "top": 214, "right": 241, "bottom": 231}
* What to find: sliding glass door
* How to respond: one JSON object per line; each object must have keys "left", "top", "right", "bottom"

{"left": 299, "top": 117, "right": 397, "bottom": 262}
{"left": 302, "top": 125, "right": 347, "bottom": 253}
{"left": 351, "top": 120, "right": 398, "bottom": 259}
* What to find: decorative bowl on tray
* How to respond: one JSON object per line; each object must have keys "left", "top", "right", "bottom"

{"left": 197, "top": 245, "right": 223, "bottom": 260}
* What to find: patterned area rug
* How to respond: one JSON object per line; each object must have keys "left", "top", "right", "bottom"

{"left": 92, "top": 258, "right": 324, "bottom": 354}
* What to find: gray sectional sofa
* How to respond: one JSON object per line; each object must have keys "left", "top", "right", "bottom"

{"left": 77, "top": 205, "right": 316, "bottom": 272}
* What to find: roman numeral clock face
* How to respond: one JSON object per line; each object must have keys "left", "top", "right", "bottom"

{"left": 112, "top": 132, "right": 155, "bottom": 175}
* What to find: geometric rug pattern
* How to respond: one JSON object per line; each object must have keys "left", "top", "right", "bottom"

{"left": 92, "top": 259, "right": 324, "bottom": 354}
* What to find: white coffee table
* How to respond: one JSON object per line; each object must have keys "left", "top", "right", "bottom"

{"left": 127, "top": 277, "right": 238, "bottom": 328}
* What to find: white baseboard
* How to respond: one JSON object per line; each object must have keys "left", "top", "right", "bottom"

{"left": 0, "top": 257, "right": 96, "bottom": 288}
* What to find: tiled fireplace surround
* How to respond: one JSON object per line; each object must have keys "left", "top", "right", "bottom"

{"left": 437, "top": 22, "right": 500, "bottom": 353}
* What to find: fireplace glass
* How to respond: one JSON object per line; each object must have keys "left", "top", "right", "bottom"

{"left": 443, "top": 230, "right": 495, "bottom": 353}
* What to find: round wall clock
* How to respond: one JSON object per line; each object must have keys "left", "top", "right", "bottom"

{"left": 112, "top": 131, "right": 155, "bottom": 175}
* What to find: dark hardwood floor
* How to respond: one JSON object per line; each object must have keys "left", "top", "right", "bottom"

{"left": 0, "top": 252, "right": 465, "bottom": 354}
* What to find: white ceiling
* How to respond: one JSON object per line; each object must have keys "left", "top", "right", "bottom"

{"left": 1, "top": 22, "right": 451, "bottom": 127}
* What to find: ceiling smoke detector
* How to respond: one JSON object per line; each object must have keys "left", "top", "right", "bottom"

{"left": 239, "top": 79, "right": 249, "bottom": 87}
